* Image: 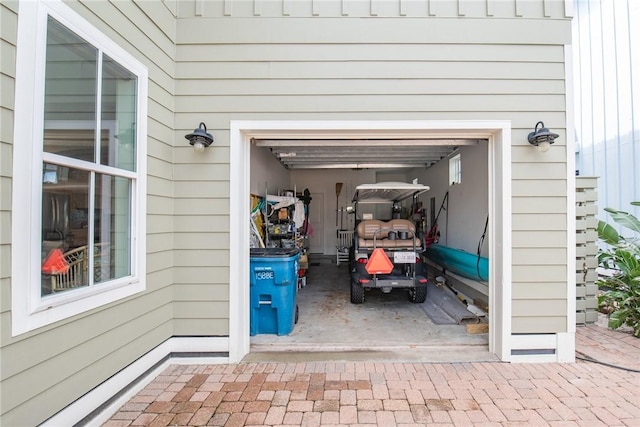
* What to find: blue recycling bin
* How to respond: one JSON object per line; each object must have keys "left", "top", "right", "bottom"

{"left": 250, "top": 247, "right": 300, "bottom": 336}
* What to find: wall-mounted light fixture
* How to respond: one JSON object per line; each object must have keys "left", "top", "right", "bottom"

{"left": 185, "top": 122, "right": 214, "bottom": 152}
{"left": 527, "top": 121, "right": 558, "bottom": 152}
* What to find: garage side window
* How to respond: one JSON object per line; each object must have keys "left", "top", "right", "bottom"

{"left": 11, "top": 0, "right": 147, "bottom": 336}
{"left": 449, "top": 153, "right": 462, "bottom": 185}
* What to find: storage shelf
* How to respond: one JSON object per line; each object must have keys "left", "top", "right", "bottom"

{"left": 269, "top": 233, "right": 295, "bottom": 238}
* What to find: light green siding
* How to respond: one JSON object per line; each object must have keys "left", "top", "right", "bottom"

{"left": 174, "top": 4, "right": 571, "bottom": 336}
{"left": 1, "top": 0, "right": 573, "bottom": 423}
{"left": 0, "top": 0, "right": 19, "bottom": 422}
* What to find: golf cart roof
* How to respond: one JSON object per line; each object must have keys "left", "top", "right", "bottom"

{"left": 352, "top": 181, "right": 430, "bottom": 204}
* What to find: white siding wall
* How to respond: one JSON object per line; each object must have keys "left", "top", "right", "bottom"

{"left": 573, "top": 0, "right": 640, "bottom": 223}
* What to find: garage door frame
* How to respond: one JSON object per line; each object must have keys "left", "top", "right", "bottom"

{"left": 229, "top": 120, "right": 512, "bottom": 362}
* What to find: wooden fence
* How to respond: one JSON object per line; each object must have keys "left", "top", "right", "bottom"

{"left": 576, "top": 177, "right": 599, "bottom": 325}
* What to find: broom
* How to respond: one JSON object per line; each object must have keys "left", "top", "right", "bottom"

{"left": 335, "top": 182, "right": 343, "bottom": 226}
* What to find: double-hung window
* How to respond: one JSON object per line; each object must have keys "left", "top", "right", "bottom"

{"left": 12, "top": 0, "right": 147, "bottom": 335}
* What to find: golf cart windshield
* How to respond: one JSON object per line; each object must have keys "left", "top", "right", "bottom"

{"left": 352, "top": 182, "right": 430, "bottom": 204}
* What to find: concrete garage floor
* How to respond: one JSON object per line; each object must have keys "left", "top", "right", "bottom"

{"left": 248, "top": 256, "right": 496, "bottom": 363}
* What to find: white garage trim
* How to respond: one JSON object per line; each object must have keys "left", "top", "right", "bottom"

{"left": 229, "top": 120, "right": 512, "bottom": 362}
{"left": 563, "top": 43, "right": 577, "bottom": 363}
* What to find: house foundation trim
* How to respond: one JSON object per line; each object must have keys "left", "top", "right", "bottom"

{"left": 508, "top": 332, "right": 575, "bottom": 363}
{"left": 42, "top": 337, "right": 229, "bottom": 427}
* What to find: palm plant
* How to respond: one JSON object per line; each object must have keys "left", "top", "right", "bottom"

{"left": 596, "top": 202, "right": 640, "bottom": 337}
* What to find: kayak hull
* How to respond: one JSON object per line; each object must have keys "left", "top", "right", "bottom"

{"left": 424, "top": 244, "right": 488, "bottom": 281}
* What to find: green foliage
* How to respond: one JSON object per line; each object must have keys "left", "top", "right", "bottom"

{"left": 596, "top": 202, "right": 640, "bottom": 337}
{"left": 596, "top": 220, "right": 620, "bottom": 246}
{"left": 603, "top": 206, "right": 640, "bottom": 235}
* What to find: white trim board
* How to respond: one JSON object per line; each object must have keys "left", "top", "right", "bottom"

{"left": 229, "top": 120, "right": 513, "bottom": 362}
{"left": 509, "top": 332, "right": 574, "bottom": 363}
{"left": 563, "top": 43, "right": 577, "bottom": 363}
{"left": 42, "top": 337, "right": 230, "bottom": 427}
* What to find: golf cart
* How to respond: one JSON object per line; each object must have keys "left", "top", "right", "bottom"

{"left": 349, "top": 182, "right": 430, "bottom": 304}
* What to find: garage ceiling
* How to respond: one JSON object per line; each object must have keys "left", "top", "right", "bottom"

{"left": 253, "top": 138, "right": 481, "bottom": 169}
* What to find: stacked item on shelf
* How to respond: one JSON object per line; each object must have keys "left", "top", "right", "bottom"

{"left": 250, "top": 191, "right": 310, "bottom": 290}
{"left": 264, "top": 193, "right": 307, "bottom": 252}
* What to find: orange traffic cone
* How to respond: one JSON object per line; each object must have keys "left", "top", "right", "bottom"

{"left": 365, "top": 248, "right": 394, "bottom": 275}
{"left": 42, "top": 248, "right": 69, "bottom": 275}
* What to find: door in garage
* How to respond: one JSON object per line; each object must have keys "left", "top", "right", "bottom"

{"left": 308, "top": 192, "right": 324, "bottom": 254}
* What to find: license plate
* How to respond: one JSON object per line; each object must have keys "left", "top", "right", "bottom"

{"left": 255, "top": 270, "right": 274, "bottom": 280}
{"left": 394, "top": 252, "right": 416, "bottom": 263}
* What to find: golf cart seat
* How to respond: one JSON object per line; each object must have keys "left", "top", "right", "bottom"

{"left": 356, "top": 219, "right": 421, "bottom": 250}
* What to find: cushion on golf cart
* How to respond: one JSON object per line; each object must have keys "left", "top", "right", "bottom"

{"left": 356, "top": 219, "right": 421, "bottom": 249}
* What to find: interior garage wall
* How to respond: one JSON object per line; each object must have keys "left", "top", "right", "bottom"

{"left": 374, "top": 171, "right": 414, "bottom": 220}
{"left": 249, "top": 160, "right": 421, "bottom": 255}
{"left": 413, "top": 143, "right": 489, "bottom": 257}
{"left": 290, "top": 169, "right": 376, "bottom": 254}
{"left": 250, "top": 144, "right": 289, "bottom": 195}
{"left": 174, "top": 1, "right": 571, "bottom": 339}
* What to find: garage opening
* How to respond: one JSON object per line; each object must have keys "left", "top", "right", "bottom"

{"left": 229, "top": 121, "right": 512, "bottom": 363}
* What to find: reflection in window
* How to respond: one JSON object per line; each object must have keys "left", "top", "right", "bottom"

{"left": 39, "top": 16, "right": 138, "bottom": 297}
{"left": 39, "top": 167, "right": 134, "bottom": 295}
{"left": 95, "top": 174, "right": 131, "bottom": 283}
{"left": 11, "top": 0, "right": 147, "bottom": 335}
{"left": 43, "top": 17, "right": 97, "bottom": 160}
{"left": 41, "top": 165, "right": 89, "bottom": 295}
{"left": 102, "top": 55, "right": 137, "bottom": 171}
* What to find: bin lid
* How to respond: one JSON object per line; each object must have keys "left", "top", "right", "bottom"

{"left": 250, "top": 247, "right": 300, "bottom": 258}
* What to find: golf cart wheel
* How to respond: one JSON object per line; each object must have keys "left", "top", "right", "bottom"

{"left": 350, "top": 280, "right": 365, "bottom": 304}
{"left": 409, "top": 286, "right": 427, "bottom": 303}
{"left": 295, "top": 304, "right": 299, "bottom": 324}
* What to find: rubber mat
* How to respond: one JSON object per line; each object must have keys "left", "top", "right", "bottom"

{"left": 420, "top": 280, "right": 479, "bottom": 325}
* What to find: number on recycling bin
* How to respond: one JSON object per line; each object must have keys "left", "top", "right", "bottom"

{"left": 256, "top": 271, "right": 274, "bottom": 280}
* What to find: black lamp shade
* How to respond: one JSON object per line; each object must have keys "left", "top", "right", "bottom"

{"left": 527, "top": 121, "right": 558, "bottom": 147}
{"left": 185, "top": 122, "right": 214, "bottom": 149}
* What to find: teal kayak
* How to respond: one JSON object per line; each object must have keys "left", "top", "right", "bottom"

{"left": 424, "top": 244, "right": 488, "bottom": 281}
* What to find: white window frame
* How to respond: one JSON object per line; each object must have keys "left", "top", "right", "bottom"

{"left": 11, "top": 0, "right": 147, "bottom": 336}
